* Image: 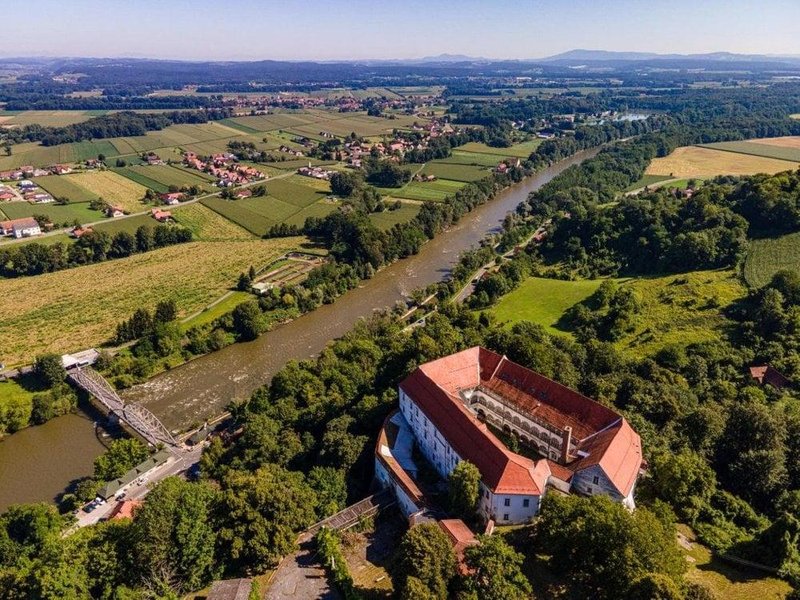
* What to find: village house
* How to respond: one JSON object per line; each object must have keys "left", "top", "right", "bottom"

{"left": 70, "top": 226, "right": 94, "bottom": 238}
{"left": 234, "top": 188, "right": 253, "bottom": 199}
{"left": 50, "top": 164, "right": 73, "bottom": 175}
{"left": 144, "top": 153, "right": 163, "bottom": 166}
{"left": 376, "top": 347, "right": 643, "bottom": 525}
{"left": 159, "top": 192, "right": 184, "bottom": 205}
{"left": 106, "top": 205, "right": 125, "bottom": 218}
{"left": 151, "top": 208, "right": 172, "bottom": 223}
{"left": 0, "top": 170, "right": 24, "bottom": 181}
{"left": 749, "top": 365, "right": 791, "bottom": 389}
{"left": 297, "top": 164, "right": 332, "bottom": 180}
{"left": 18, "top": 179, "right": 37, "bottom": 190}
{"left": 1, "top": 217, "right": 42, "bottom": 238}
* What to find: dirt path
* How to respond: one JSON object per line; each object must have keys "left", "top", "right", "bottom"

{"left": 265, "top": 535, "right": 340, "bottom": 600}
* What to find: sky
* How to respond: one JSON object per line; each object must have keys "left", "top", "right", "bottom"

{"left": 4, "top": 0, "right": 800, "bottom": 61}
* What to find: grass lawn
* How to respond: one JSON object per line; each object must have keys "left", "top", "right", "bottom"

{"left": 744, "top": 231, "right": 800, "bottom": 288}
{"left": 678, "top": 525, "right": 791, "bottom": 600}
{"left": 92, "top": 214, "right": 154, "bottom": 236}
{"left": 0, "top": 201, "right": 103, "bottom": 225}
{"left": 646, "top": 145, "right": 798, "bottom": 178}
{"left": 440, "top": 150, "right": 504, "bottom": 167}
{"left": 490, "top": 270, "right": 746, "bottom": 358}
{"left": 180, "top": 290, "right": 252, "bottom": 331}
{"left": 369, "top": 203, "right": 422, "bottom": 230}
{"left": 265, "top": 177, "right": 328, "bottom": 208}
{"left": 489, "top": 277, "right": 608, "bottom": 336}
{"left": 0, "top": 238, "right": 302, "bottom": 365}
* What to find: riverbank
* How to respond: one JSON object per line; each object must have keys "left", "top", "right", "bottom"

{"left": 0, "top": 147, "right": 602, "bottom": 509}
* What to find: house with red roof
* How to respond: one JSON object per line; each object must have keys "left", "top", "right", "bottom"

{"left": 377, "top": 347, "right": 643, "bottom": 525}
{"left": 1, "top": 217, "right": 42, "bottom": 238}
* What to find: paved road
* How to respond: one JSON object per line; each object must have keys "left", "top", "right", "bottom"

{"left": 266, "top": 534, "right": 341, "bottom": 600}
{"left": 71, "top": 442, "right": 204, "bottom": 529}
{"left": 452, "top": 222, "right": 549, "bottom": 304}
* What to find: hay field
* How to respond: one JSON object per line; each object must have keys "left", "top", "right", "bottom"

{"left": 0, "top": 110, "right": 98, "bottom": 127}
{"left": 0, "top": 238, "right": 301, "bottom": 365}
{"left": 67, "top": 171, "right": 149, "bottom": 213}
{"left": 33, "top": 175, "right": 99, "bottom": 203}
{"left": 171, "top": 203, "right": 255, "bottom": 241}
{"left": 646, "top": 146, "right": 798, "bottom": 178}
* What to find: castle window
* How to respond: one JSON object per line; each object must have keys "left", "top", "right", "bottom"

{"left": 503, "top": 514, "right": 509, "bottom": 521}
{"left": 523, "top": 499, "right": 530, "bottom": 508}
{"left": 592, "top": 476, "right": 599, "bottom": 485}
{"left": 504, "top": 498, "right": 511, "bottom": 507}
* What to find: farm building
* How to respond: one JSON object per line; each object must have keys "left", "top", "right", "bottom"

{"left": 151, "top": 208, "right": 172, "bottom": 222}
{"left": 376, "top": 347, "right": 643, "bottom": 525}
{"left": 106, "top": 206, "right": 125, "bottom": 218}
{"left": 1, "top": 217, "right": 42, "bottom": 238}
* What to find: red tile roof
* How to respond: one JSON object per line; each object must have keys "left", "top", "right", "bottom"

{"left": 749, "top": 365, "right": 790, "bottom": 389}
{"left": 401, "top": 347, "right": 643, "bottom": 499}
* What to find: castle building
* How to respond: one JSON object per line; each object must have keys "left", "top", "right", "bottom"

{"left": 375, "top": 347, "right": 643, "bottom": 525}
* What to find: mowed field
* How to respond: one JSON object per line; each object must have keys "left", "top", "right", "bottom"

{"left": 744, "top": 231, "right": 800, "bottom": 288}
{"left": 0, "top": 110, "right": 104, "bottom": 128}
{"left": 489, "top": 277, "right": 608, "bottom": 335}
{"left": 0, "top": 237, "right": 302, "bottom": 365}
{"left": 646, "top": 145, "right": 799, "bottom": 178}
{"left": 699, "top": 136, "right": 800, "bottom": 163}
{"left": 490, "top": 270, "right": 745, "bottom": 358}
{"left": 67, "top": 171, "right": 149, "bottom": 213}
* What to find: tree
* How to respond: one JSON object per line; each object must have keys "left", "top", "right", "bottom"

{"left": 534, "top": 495, "right": 685, "bottom": 599}
{"left": 135, "top": 225, "right": 154, "bottom": 252}
{"left": 394, "top": 523, "right": 457, "bottom": 599}
{"left": 330, "top": 171, "right": 361, "bottom": 197}
{"left": 218, "top": 465, "right": 318, "bottom": 571}
{"left": 154, "top": 299, "right": 178, "bottom": 323}
{"left": 33, "top": 353, "right": 66, "bottom": 387}
{"left": 460, "top": 535, "right": 532, "bottom": 600}
{"left": 130, "top": 477, "right": 219, "bottom": 592}
{"left": 93, "top": 438, "right": 149, "bottom": 481}
{"left": 642, "top": 449, "right": 716, "bottom": 523}
{"left": 232, "top": 300, "right": 263, "bottom": 340}
{"left": 448, "top": 461, "right": 480, "bottom": 520}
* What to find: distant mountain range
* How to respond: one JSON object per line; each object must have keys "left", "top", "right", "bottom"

{"left": 537, "top": 49, "right": 800, "bottom": 65}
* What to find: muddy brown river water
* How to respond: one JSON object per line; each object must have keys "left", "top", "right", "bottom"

{"left": 0, "top": 148, "right": 599, "bottom": 510}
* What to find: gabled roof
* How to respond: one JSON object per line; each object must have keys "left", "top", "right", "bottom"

{"left": 401, "top": 347, "right": 643, "bottom": 499}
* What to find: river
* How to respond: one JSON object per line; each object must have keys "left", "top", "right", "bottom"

{"left": 0, "top": 147, "right": 599, "bottom": 510}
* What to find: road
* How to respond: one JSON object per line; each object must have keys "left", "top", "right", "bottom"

{"left": 71, "top": 442, "right": 205, "bottom": 530}
{"left": 452, "top": 221, "right": 550, "bottom": 304}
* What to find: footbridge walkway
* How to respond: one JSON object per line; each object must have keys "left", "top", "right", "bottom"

{"left": 67, "top": 367, "right": 178, "bottom": 447}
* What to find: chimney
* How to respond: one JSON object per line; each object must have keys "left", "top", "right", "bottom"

{"left": 561, "top": 426, "right": 572, "bottom": 463}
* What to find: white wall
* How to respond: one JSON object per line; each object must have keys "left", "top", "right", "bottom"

{"left": 374, "top": 457, "right": 423, "bottom": 518}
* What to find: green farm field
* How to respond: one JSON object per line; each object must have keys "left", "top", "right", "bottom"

{"left": 623, "top": 174, "right": 674, "bottom": 192}
{"left": 201, "top": 196, "right": 297, "bottom": 235}
{"left": 420, "top": 162, "right": 490, "bottom": 182}
{"left": 0, "top": 201, "right": 103, "bottom": 224}
{"left": 699, "top": 139, "right": 800, "bottom": 163}
{"left": 116, "top": 165, "right": 215, "bottom": 193}
{"left": 0, "top": 237, "right": 302, "bottom": 365}
{"left": 384, "top": 178, "right": 467, "bottom": 202}
{"left": 439, "top": 151, "right": 504, "bottom": 167}
{"left": 91, "top": 214, "right": 154, "bottom": 236}
{"left": 744, "top": 231, "right": 800, "bottom": 288}
{"left": 171, "top": 203, "right": 255, "bottom": 241}
{"left": 458, "top": 139, "right": 542, "bottom": 158}
{"left": 265, "top": 177, "right": 328, "bottom": 208}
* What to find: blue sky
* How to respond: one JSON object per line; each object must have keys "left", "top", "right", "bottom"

{"left": 6, "top": 0, "right": 800, "bottom": 61}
